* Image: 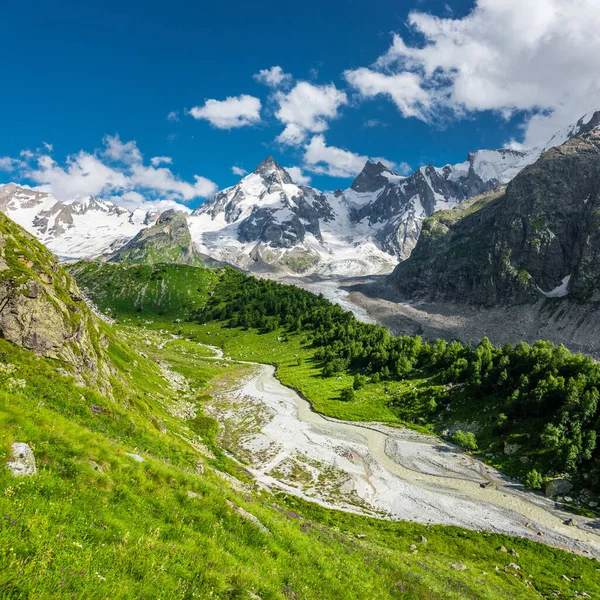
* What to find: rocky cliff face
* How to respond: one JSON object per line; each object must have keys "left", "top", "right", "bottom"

{"left": 344, "top": 149, "right": 538, "bottom": 260}
{"left": 391, "top": 129, "right": 600, "bottom": 307}
{"left": 0, "top": 211, "right": 112, "bottom": 391}
{"left": 190, "top": 156, "right": 334, "bottom": 251}
{"left": 188, "top": 157, "right": 396, "bottom": 275}
{"left": 109, "top": 209, "right": 202, "bottom": 266}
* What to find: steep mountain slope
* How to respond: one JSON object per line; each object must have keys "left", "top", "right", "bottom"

{"left": 0, "top": 183, "right": 162, "bottom": 258}
{"left": 391, "top": 128, "right": 600, "bottom": 306}
{"left": 0, "top": 211, "right": 114, "bottom": 391}
{"left": 108, "top": 208, "right": 203, "bottom": 266}
{"left": 342, "top": 148, "right": 538, "bottom": 260}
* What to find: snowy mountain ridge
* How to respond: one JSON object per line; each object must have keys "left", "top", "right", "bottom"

{"left": 1, "top": 110, "right": 598, "bottom": 275}
{"left": 0, "top": 183, "right": 162, "bottom": 258}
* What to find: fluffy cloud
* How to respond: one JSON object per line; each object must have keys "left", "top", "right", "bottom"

{"left": 106, "top": 192, "right": 191, "bottom": 212}
{"left": 0, "top": 135, "right": 217, "bottom": 203}
{"left": 0, "top": 157, "right": 24, "bottom": 171}
{"left": 103, "top": 134, "right": 142, "bottom": 164}
{"left": 345, "top": 69, "right": 432, "bottom": 121}
{"left": 285, "top": 166, "right": 311, "bottom": 186}
{"left": 231, "top": 166, "right": 248, "bottom": 176}
{"left": 150, "top": 156, "right": 173, "bottom": 166}
{"left": 253, "top": 66, "right": 292, "bottom": 88}
{"left": 167, "top": 111, "right": 180, "bottom": 122}
{"left": 303, "top": 136, "right": 367, "bottom": 178}
{"left": 302, "top": 135, "right": 405, "bottom": 179}
{"left": 345, "top": 0, "right": 600, "bottom": 146}
{"left": 189, "top": 94, "right": 261, "bottom": 129}
{"left": 275, "top": 82, "right": 347, "bottom": 146}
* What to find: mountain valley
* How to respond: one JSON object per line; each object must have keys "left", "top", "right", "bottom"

{"left": 3, "top": 110, "right": 600, "bottom": 600}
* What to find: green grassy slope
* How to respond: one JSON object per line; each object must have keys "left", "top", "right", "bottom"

{"left": 107, "top": 210, "right": 204, "bottom": 267}
{"left": 48, "top": 258, "right": 600, "bottom": 598}
{"left": 4, "top": 333, "right": 600, "bottom": 600}
{"left": 68, "top": 261, "right": 218, "bottom": 319}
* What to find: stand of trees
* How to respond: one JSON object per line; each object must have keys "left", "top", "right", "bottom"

{"left": 195, "top": 269, "right": 600, "bottom": 491}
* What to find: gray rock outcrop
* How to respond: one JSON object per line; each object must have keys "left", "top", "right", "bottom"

{"left": 7, "top": 442, "right": 36, "bottom": 476}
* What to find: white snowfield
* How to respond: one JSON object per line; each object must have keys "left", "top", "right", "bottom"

{"left": 0, "top": 183, "right": 164, "bottom": 259}
{"left": 538, "top": 275, "right": 571, "bottom": 298}
{"left": 449, "top": 148, "right": 542, "bottom": 186}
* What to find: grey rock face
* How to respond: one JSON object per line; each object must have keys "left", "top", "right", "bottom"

{"left": 7, "top": 443, "right": 36, "bottom": 476}
{"left": 391, "top": 130, "right": 600, "bottom": 307}
{"left": 351, "top": 161, "right": 396, "bottom": 193}
{"left": 109, "top": 209, "right": 201, "bottom": 265}
{"left": 348, "top": 152, "right": 531, "bottom": 260}
{"left": 545, "top": 478, "right": 573, "bottom": 498}
{"left": 0, "top": 212, "right": 112, "bottom": 393}
{"left": 254, "top": 156, "right": 294, "bottom": 185}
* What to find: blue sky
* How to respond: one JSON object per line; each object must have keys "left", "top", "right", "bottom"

{"left": 1, "top": 0, "right": 598, "bottom": 209}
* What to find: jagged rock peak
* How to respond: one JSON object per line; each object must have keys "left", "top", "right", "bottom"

{"left": 575, "top": 110, "right": 600, "bottom": 137}
{"left": 156, "top": 208, "right": 181, "bottom": 224}
{"left": 351, "top": 161, "right": 398, "bottom": 193}
{"left": 253, "top": 156, "right": 294, "bottom": 184}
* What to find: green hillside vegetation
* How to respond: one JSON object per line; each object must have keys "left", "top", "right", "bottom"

{"left": 4, "top": 324, "right": 600, "bottom": 599}
{"left": 68, "top": 261, "right": 218, "bottom": 319}
{"left": 0, "top": 221, "right": 591, "bottom": 598}
{"left": 191, "top": 270, "right": 600, "bottom": 499}
{"left": 108, "top": 209, "right": 204, "bottom": 267}
{"left": 71, "top": 263, "right": 600, "bottom": 504}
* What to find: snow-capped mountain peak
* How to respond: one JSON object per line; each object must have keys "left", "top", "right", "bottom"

{"left": 543, "top": 109, "right": 600, "bottom": 151}
{"left": 253, "top": 155, "right": 295, "bottom": 185}
{"left": 2, "top": 109, "right": 599, "bottom": 274}
{"left": 351, "top": 161, "right": 403, "bottom": 193}
{"left": 187, "top": 157, "right": 359, "bottom": 272}
{"left": 0, "top": 184, "right": 160, "bottom": 259}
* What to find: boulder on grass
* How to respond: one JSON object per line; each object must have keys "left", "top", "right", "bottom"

{"left": 545, "top": 478, "right": 573, "bottom": 498}
{"left": 7, "top": 443, "right": 36, "bottom": 476}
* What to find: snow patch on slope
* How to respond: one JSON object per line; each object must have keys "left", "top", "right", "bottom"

{"left": 538, "top": 275, "right": 571, "bottom": 298}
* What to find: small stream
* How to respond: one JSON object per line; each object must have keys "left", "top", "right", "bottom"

{"left": 204, "top": 347, "right": 600, "bottom": 558}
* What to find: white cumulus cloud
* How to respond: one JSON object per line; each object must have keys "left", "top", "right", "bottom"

{"left": 345, "top": 68, "right": 432, "bottom": 121}
{"left": 231, "top": 166, "right": 248, "bottom": 176}
{"left": 285, "top": 166, "right": 311, "bottom": 186}
{"left": 189, "top": 94, "right": 262, "bottom": 129}
{"left": 0, "top": 135, "right": 217, "bottom": 203}
{"left": 253, "top": 66, "right": 293, "bottom": 88}
{"left": 150, "top": 156, "right": 173, "bottom": 167}
{"left": 345, "top": 0, "right": 600, "bottom": 147}
{"left": 302, "top": 135, "right": 404, "bottom": 179}
{"left": 275, "top": 82, "right": 347, "bottom": 146}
